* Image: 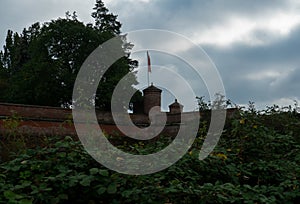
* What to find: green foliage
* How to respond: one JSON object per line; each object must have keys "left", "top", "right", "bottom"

{"left": 196, "top": 93, "right": 236, "bottom": 111}
{"left": 0, "top": 0, "right": 139, "bottom": 110}
{"left": 92, "top": 0, "right": 121, "bottom": 34}
{"left": 0, "top": 113, "right": 27, "bottom": 160}
{"left": 1, "top": 104, "right": 300, "bottom": 203}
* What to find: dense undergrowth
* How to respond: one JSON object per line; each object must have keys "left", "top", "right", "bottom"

{"left": 0, "top": 104, "right": 300, "bottom": 203}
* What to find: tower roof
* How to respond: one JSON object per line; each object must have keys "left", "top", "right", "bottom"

{"left": 143, "top": 84, "right": 162, "bottom": 93}
{"left": 169, "top": 99, "right": 183, "bottom": 108}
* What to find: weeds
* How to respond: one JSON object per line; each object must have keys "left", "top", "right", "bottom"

{"left": 0, "top": 112, "right": 27, "bottom": 160}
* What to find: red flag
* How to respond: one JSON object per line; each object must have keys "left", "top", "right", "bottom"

{"left": 147, "top": 51, "right": 151, "bottom": 73}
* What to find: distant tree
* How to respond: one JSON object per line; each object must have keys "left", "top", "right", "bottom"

{"left": 0, "top": 0, "right": 140, "bottom": 110}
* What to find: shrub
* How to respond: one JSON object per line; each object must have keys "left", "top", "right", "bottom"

{"left": 0, "top": 104, "right": 300, "bottom": 203}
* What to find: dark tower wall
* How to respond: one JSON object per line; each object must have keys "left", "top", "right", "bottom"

{"left": 143, "top": 84, "right": 162, "bottom": 115}
{"left": 169, "top": 99, "right": 184, "bottom": 114}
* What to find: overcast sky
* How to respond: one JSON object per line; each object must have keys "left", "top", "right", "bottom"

{"left": 1, "top": 0, "right": 300, "bottom": 111}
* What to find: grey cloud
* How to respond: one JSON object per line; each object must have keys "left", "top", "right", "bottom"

{"left": 202, "top": 25, "right": 300, "bottom": 106}
{"left": 110, "top": 0, "right": 292, "bottom": 33}
{"left": 0, "top": 0, "right": 93, "bottom": 46}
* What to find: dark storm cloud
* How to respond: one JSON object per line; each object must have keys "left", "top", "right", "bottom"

{"left": 203, "top": 24, "right": 300, "bottom": 106}
{"left": 106, "top": 0, "right": 300, "bottom": 108}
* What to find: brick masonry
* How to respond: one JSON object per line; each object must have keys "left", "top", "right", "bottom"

{"left": 0, "top": 102, "right": 238, "bottom": 138}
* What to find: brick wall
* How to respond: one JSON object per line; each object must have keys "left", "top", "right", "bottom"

{"left": 0, "top": 103, "right": 238, "bottom": 137}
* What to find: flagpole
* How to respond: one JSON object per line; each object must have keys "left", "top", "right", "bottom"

{"left": 147, "top": 51, "right": 151, "bottom": 87}
{"left": 147, "top": 69, "right": 150, "bottom": 87}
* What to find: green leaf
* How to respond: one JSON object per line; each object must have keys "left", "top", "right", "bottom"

{"left": 99, "top": 169, "right": 109, "bottom": 177}
{"left": 58, "top": 152, "right": 67, "bottom": 158}
{"left": 89, "top": 168, "right": 99, "bottom": 175}
{"left": 4, "top": 190, "right": 23, "bottom": 200}
{"left": 107, "top": 183, "right": 117, "bottom": 194}
{"left": 97, "top": 187, "right": 107, "bottom": 195}
{"left": 11, "top": 165, "right": 21, "bottom": 172}
{"left": 80, "top": 176, "right": 92, "bottom": 187}
{"left": 19, "top": 199, "right": 33, "bottom": 204}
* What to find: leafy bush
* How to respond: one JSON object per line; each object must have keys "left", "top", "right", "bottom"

{"left": 1, "top": 105, "right": 300, "bottom": 203}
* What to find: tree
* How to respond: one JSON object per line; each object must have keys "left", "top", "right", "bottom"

{"left": 92, "top": 0, "right": 122, "bottom": 34}
{"left": 0, "top": 51, "right": 9, "bottom": 101}
{"left": 0, "top": 0, "right": 140, "bottom": 110}
{"left": 91, "top": 0, "right": 140, "bottom": 110}
{"left": 2, "top": 30, "right": 13, "bottom": 71}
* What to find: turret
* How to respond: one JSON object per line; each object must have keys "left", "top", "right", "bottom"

{"left": 143, "top": 84, "right": 162, "bottom": 115}
{"left": 169, "top": 99, "right": 183, "bottom": 114}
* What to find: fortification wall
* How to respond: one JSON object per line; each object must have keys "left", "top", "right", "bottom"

{"left": 0, "top": 103, "right": 238, "bottom": 137}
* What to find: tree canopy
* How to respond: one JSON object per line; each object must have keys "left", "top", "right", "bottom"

{"left": 0, "top": 0, "right": 139, "bottom": 110}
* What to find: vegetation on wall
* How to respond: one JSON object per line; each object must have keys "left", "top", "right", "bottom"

{"left": 0, "top": 103, "right": 299, "bottom": 203}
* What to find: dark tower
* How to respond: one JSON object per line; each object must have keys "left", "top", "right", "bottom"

{"left": 143, "top": 84, "right": 162, "bottom": 115}
{"left": 169, "top": 99, "right": 183, "bottom": 114}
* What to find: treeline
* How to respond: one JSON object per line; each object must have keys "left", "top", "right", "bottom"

{"left": 0, "top": 0, "right": 139, "bottom": 110}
